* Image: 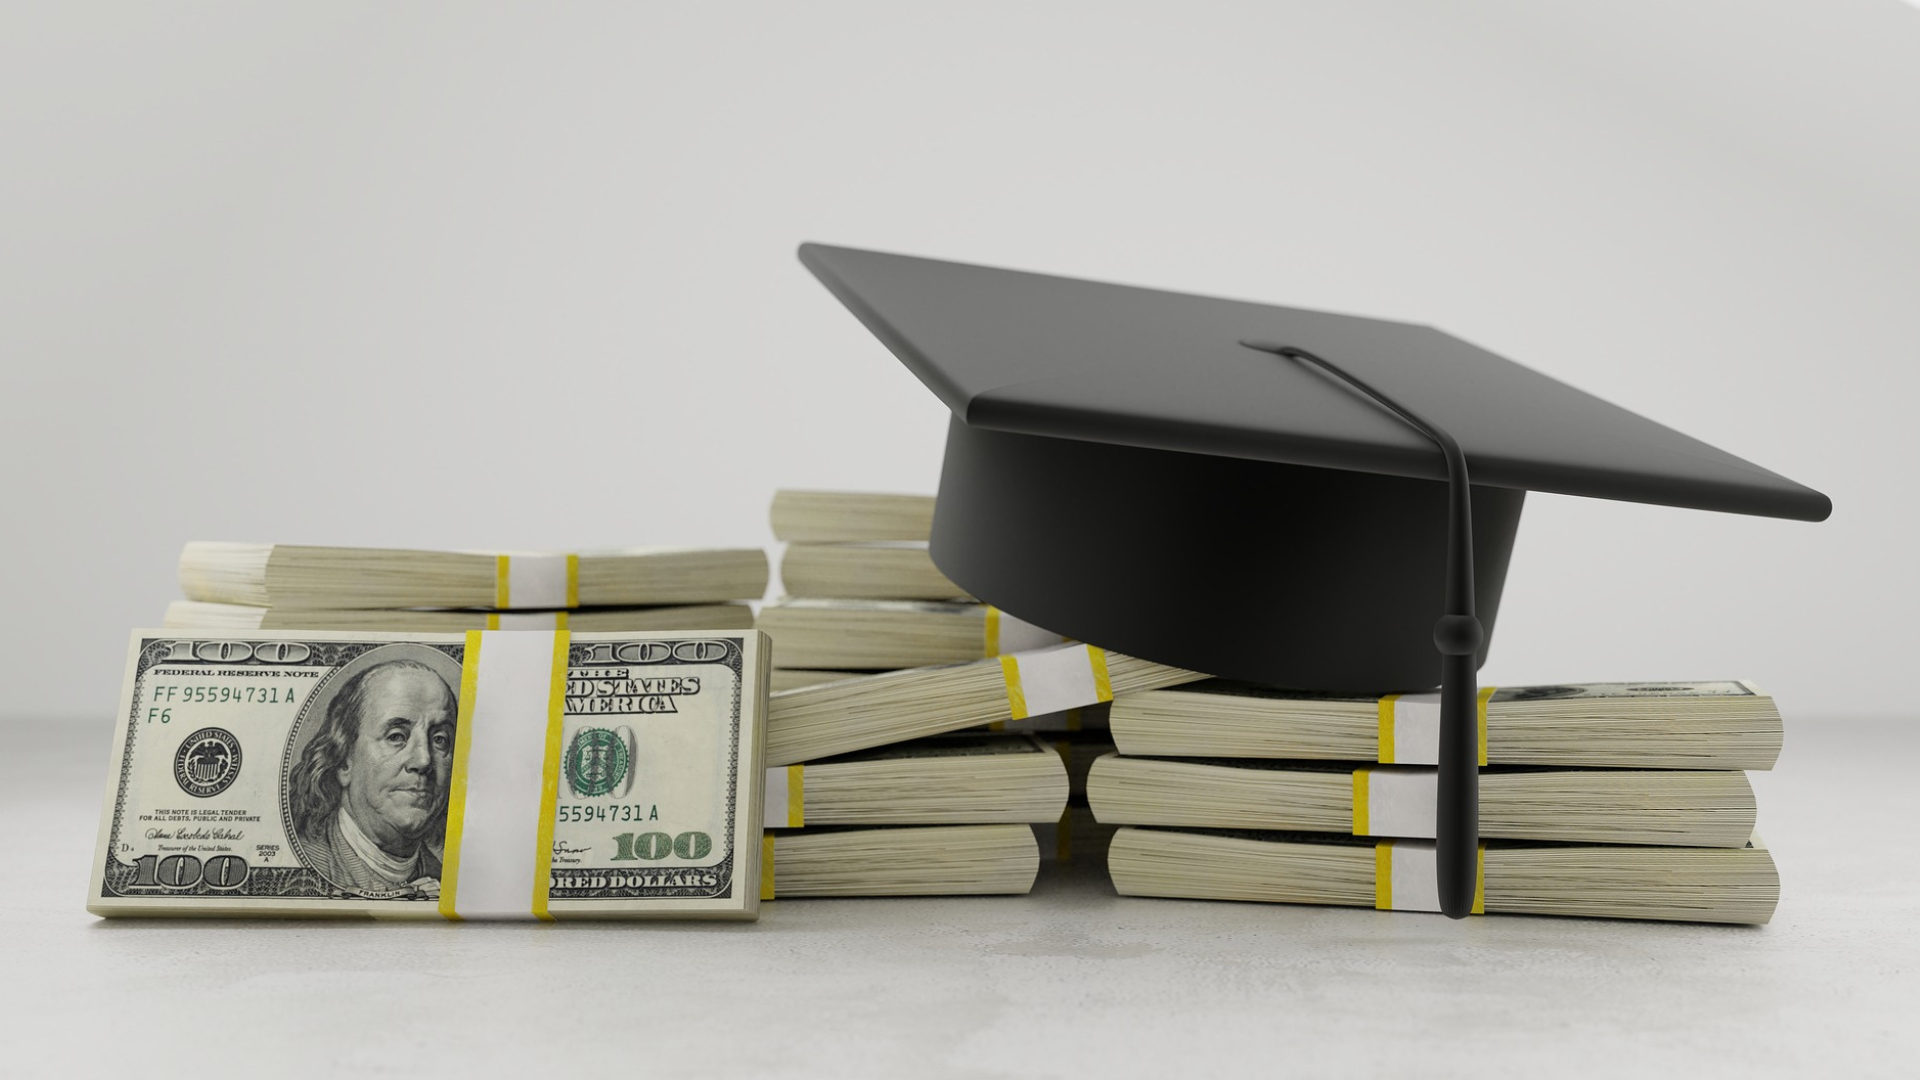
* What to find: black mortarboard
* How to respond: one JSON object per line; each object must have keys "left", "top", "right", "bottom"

{"left": 798, "top": 241, "right": 1829, "bottom": 917}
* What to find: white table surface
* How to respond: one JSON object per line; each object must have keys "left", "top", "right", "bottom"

{"left": 5, "top": 715, "right": 1916, "bottom": 1079}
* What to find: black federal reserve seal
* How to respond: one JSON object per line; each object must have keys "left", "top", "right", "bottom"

{"left": 565, "top": 726, "right": 634, "bottom": 798}
{"left": 174, "top": 728, "right": 242, "bottom": 798}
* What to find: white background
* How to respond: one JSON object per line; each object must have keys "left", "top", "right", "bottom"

{"left": 2, "top": 1, "right": 1915, "bottom": 721}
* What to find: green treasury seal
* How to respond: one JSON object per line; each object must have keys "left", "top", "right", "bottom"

{"left": 565, "top": 727, "right": 631, "bottom": 798}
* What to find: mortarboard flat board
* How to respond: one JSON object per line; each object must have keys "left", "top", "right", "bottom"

{"left": 798, "top": 241, "right": 1830, "bottom": 693}
{"left": 799, "top": 242, "right": 1831, "bottom": 920}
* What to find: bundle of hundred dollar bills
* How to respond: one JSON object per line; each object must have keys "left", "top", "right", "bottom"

{"left": 165, "top": 541, "right": 770, "bottom": 632}
{"left": 92, "top": 629, "right": 770, "bottom": 919}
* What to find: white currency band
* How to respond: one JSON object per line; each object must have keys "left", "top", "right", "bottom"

{"left": 453, "top": 630, "right": 557, "bottom": 919}
{"left": 1366, "top": 768, "right": 1438, "bottom": 838}
{"left": 1390, "top": 692, "right": 1441, "bottom": 765}
{"left": 1389, "top": 840, "right": 1442, "bottom": 913}
{"left": 763, "top": 767, "right": 795, "bottom": 829}
{"left": 505, "top": 554, "right": 571, "bottom": 610}
{"left": 1014, "top": 645, "right": 1103, "bottom": 718}
{"left": 998, "top": 611, "right": 1067, "bottom": 653}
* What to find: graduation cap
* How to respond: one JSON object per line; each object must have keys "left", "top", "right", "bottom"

{"left": 798, "top": 241, "right": 1830, "bottom": 918}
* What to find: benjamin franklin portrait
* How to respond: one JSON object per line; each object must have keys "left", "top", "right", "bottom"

{"left": 288, "top": 652, "right": 459, "bottom": 896}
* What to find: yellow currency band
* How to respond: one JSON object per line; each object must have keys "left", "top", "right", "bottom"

{"left": 984, "top": 605, "right": 1001, "bottom": 656}
{"left": 1352, "top": 768, "right": 1371, "bottom": 836}
{"left": 1478, "top": 685, "right": 1493, "bottom": 766}
{"left": 1375, "top": 687, "right": 1497, "bottom": 764}
{"left": 787, "top": 765, "right": 805, "bottom": 828}
{"left": 1372, "top": 841, "right": 1485, "bottom": 914}
{"left": 1088, "top": 647, "right": 1114, "bottom": 702}
{"left": 493, "top": 554, "right": 581, "bottom": 609}
{"left": 439, "top": 631, "right": 486, "bottom": 921}
{"left": 1000, "top": 655, "right": 1028, "bottom": 721}
{"left": 1375, "top": 695, "right": 1395, "bottom": 763}
{"left": 760, "top": 834, "right": 776, "bottom": 901}
{"left": 529, "top": 630, "right": 571, "bottom": 921}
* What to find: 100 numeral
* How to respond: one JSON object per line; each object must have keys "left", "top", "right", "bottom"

{"left": 128, "top": 853, "right": 249, "bottom": 889}
{"left": 609, "top": 831, "right": 711, "bottom": 861}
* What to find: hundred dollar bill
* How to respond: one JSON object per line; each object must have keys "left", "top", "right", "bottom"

{"left": 90, "top": 629, "right": 769, "bottom": 919}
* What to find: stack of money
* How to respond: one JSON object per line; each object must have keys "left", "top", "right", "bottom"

{"left": 757, "top": 491, "right": 1133, "bottom": 888}
{"left": 92, "top": 628, "right": 773, "bottom": 919}
{"left": 1088, "top": 682, "right": 1784, "bottom": 924}
{"left": 763, "top": 489, "right": 1075, "bottom": 677}
{"left": 163, "top": 542, "right": 770, "bottom": 633}
{"left": 762, "top": 642, "right": 1204, "bottom": 896}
